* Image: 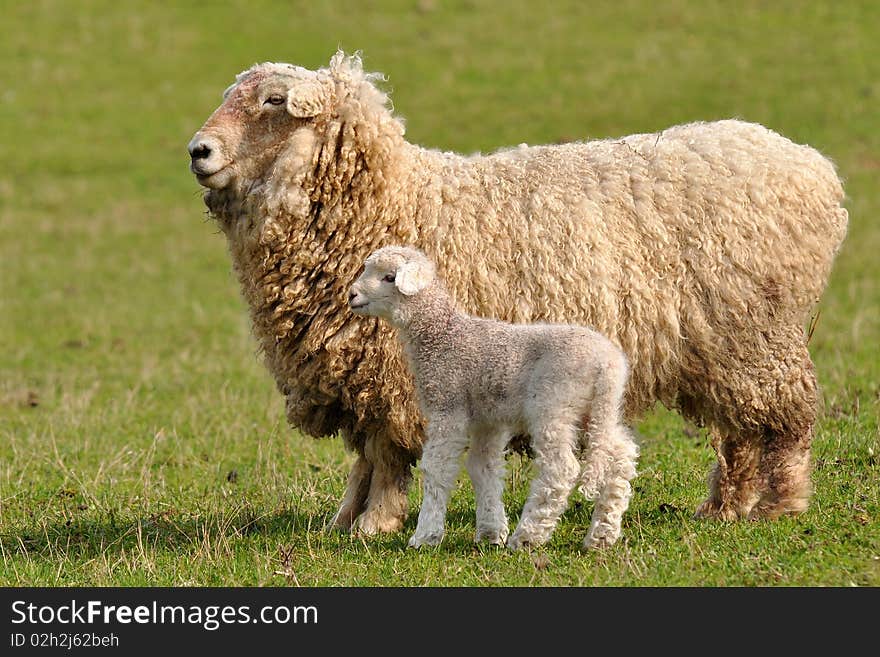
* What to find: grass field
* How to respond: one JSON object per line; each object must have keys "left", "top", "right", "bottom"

{"left": 1, "top": 1, "right": 877, "bottom": 586}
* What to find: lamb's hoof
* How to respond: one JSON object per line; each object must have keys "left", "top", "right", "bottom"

{"left": 584, "top": 531, "right": 619, "bottom": 550}
{"left": 408, "top": 532, "right": 443, "bottom": 549}
{"left": 506, "top": 532, "right": 544, "bottom": 551}
{"left": 353, "top": 510, "right": 405, "bottom": 536}
{"left": 475, "top": 527, "right": 509, "bottom": 546}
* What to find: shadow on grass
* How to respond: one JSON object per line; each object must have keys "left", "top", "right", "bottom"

{"left": 1, "top": 492, "right": 697, "bottom": 564}
{"left": 1, "top": 505, "right": 319, "bottom": 562}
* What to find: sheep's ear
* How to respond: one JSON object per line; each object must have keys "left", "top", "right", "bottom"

{"left": 287, "top": 80, "right": 325, "bottom": 118}
{"left": 395, "top": 262, "right": 431, "bottom": 296}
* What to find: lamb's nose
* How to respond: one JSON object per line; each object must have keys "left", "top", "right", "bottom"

{"left": 348, "top": 290, "right": 357, "bottom": 303}
{"left": 189, "top": 141, "right": 212, "bottom": 161}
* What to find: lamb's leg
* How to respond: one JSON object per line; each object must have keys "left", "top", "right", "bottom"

{"left": 408, "top": 414, "right": 469, "bottom": 548}
{"left": 574, "top": 366, "right": 639, "bottom": 548}
{"left": 354, "top": 436, "right": 414, "bottom": 535}
{"left": 584, "top": 425, "right": 639, "bottom": 549}
{"left": 329, "top": 454, "right": 372, "bottom": 530}
{"left": 465, "top": 428, "right": 510, "bottom": 545}
{"left": 507, "top": 421, "right": 580, "bottom": 550}
{"left": 578, "top": 411, "right": 606, "bottom": 501}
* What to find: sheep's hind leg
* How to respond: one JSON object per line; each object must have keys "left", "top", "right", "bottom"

{"left": 583, "top": 425, "right": 639, "bottom": 549}
{"left": 750, "top": 351, "right": 817, "bottom": 519}
{"left": 694, "top": 431, "right": 762, "bottom": 521}
{"left": 692, "top": 327, "right": 818, "bottom": 520}
{"left": 749, "top": 426, "right": 812, "bottom": 519}
{"left": 353, "top": 437, "right": 414, "bottom": 536}
{"left": 507, "top": 421, "right": 580, "bottom": 550}
{"left": 408, "top": 414, "right": 469, "bottom": 548}
{"left": 465, "top": 428, "right": 510, "bottom": 545}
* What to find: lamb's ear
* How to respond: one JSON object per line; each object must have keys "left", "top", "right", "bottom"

{"left": 287, "top": 80, "right": 326, "bottom": 118}
{"left": 395, "top": 261, "right": 431, "bottom": 296}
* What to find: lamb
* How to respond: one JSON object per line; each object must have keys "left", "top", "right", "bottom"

{"left": 348, "top": 246, "right": 640, "bottom": 550}
{"left": 188, "top": 51, "right": 848, "bottom": 534}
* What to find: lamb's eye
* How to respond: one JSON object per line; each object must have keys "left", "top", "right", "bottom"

{"left": 383, "top": 273, "right": 396, "bottom": 283}
{"left": 264, "top": 94, "right": 285, "bottom": 106}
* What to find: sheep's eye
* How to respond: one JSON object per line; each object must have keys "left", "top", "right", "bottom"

{"left": 264, "top": 94, "right": 285, "bottom": 106}
{"left": 382, "top": 273, "right": 396, "bottom": 283}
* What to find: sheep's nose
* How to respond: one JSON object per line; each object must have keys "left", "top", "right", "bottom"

{"left": 188, "top": 140, "right": 212, "bottom": 161}
{"left": 188, "top": 134, "right": 230, "bottom": 180}
{"left": 188, "top": 134, "right": 224, "bottom": 162}
{"left": 348, "top": 290, "right": 357, "bottom": 303}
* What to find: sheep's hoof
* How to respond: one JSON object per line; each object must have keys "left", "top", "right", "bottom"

{"left": 324, "top": 520, "right": 346, "bottom": 534}
{"left": 353, "top": 510, "right": 406, "bottom": 536}
{"left": 408, "top": 532, "right": 443, "bottom": 548}
{"left": 693, "top": 499, "right": 741, "bottom": 521}
{"left": 475, "top": 527, "right": 509, "bottom": 546}
{"left": 327, "top": 508, "right": 357, "bottom": 532}
{"left": 747, "top": 494, "right": 808, "bottom": 521}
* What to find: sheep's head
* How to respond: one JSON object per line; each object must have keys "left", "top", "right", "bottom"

{"left": 349, "top": 246, "right": 436, "bottom": 324}
{"left": 188, "top": 51, "right": 400, "bottom": 204}
{"left": 188, "top": 62, "right": 332, "bottom": 191}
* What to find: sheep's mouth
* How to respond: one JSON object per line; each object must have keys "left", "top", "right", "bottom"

{"left": 193, "top": 164, "right": 234, "bottom": 189}
{"left": 349, "top": 302, "right": 369, "bottom": 311}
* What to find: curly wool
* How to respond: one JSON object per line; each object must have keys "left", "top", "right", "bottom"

{"left": 349, "top": 245, "right": 640, "bottom": 550}
{"left": 197, "top": 52, "right": 847, "bottom": 523}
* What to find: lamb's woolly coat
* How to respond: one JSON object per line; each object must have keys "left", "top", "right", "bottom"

{"left": 190, "top": 51, "right": 848, "bottom": 530}
{"left": 349, "top": 246, "right": 640, "bottom": 550}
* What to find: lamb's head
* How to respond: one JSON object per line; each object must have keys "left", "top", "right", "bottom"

{"left": 188, "top": 51, "right": 403, "bottom": 213}
{"left": 349, "top": 246, "right": 437, "bottom": 325}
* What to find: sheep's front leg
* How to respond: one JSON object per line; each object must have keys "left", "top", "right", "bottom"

{"left": 408, "top": 414, "right": 469, "bottom": 548}
{"left": 329, "top": 454, "right": 373, "bottom": 531}
{"left": 353, "top": 436, "right": 414, "bottom": 535}
{"left": 465, "top": 428, "right": 509, "bottom": 545}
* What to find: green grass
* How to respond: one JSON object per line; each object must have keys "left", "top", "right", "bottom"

{"left": 1, "top": 0, "right": 878, "bottom": 586}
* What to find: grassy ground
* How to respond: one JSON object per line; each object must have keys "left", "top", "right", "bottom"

{"left": 1, "top": 1, "right": 877, "bottom": 586}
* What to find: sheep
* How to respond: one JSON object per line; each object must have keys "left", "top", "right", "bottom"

{"left": 188, "top": 50, "right": 848, "bottom": 534}
{"left": 348, "top": 246, "right": 640, "bottom": 550}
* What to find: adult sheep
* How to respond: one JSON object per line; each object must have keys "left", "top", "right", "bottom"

{"left": 188, "top": 51, "right": 848, "bottom": 534}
